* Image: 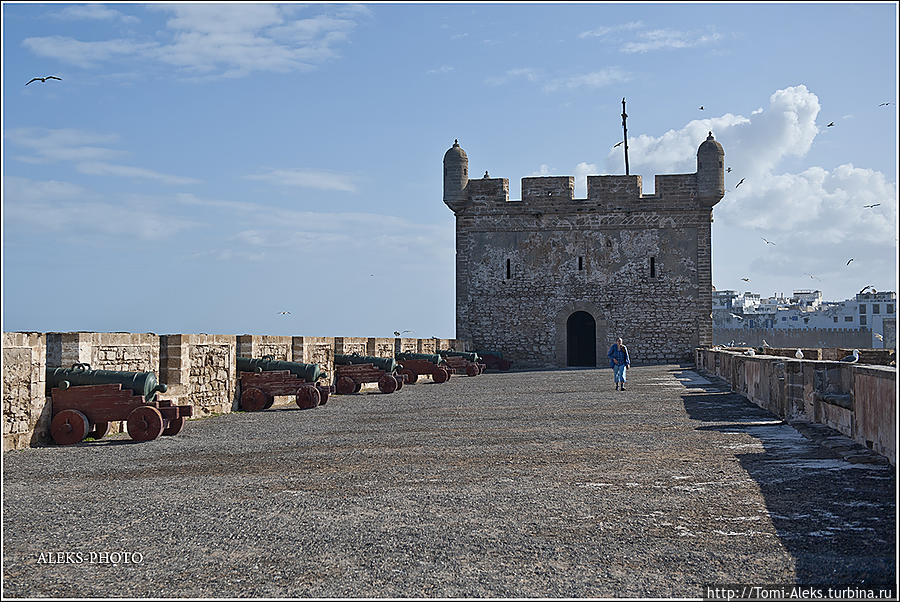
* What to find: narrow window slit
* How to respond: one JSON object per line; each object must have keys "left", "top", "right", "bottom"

{"left": 578, "top": 256, "right": 583, "bottom": 271}
{"left": 650, "top": 256, "right": 656, "bottom": 278}
{"left": 506, "top": 258, "right": 511, "bottom": 280}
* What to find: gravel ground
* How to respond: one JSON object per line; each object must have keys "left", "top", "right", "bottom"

{"left": 2, "top": 365, "right": 895, "bottom": 598}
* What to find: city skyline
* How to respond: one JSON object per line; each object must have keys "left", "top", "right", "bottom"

{"left": 2, "top": 2, "right": 897, "bottom": 337}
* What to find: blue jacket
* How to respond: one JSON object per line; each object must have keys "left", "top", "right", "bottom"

{"left": 607, "top": 343, "right": 630, "bottom": 369}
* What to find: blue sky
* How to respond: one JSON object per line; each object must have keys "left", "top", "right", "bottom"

{"left": 2, "top": 2, "right": 897, "bottom": 338}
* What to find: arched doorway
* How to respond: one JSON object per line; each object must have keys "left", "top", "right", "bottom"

{"left": 567, "top": 311, "right": 596, "bottom": 367}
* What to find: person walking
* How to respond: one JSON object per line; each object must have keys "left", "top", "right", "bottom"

{"left": 607, "top": 337, "right": 631, "bottom": 391}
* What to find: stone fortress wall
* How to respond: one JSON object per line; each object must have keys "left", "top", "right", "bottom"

{"left": 444, "top": 134, "right": 726, "bottom": 369}
{"left": 3, "top": 331, "right": 465, "bottom": 451}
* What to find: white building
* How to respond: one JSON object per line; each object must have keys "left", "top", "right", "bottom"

{"left": 712, "top": 288, "right": 896, "bottom": 348}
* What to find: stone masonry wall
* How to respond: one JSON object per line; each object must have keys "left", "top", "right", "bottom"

{"left": 5, "top": 332, "right": 466, "bottom": 450}
{"left": 695, "top": 348, "right": 896, "bottom": 464}
{"left": 237, "top": 335, "right": 293, "bottom": 361}
{"left": 3, "top": 333, "right": 47, "bottom": 451}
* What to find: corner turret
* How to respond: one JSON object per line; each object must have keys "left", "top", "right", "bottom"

{"left": 443, "top": 139, "right": 469, "bottom": 210}
{"left": 696, "top": 131, "right": 725, "bottom": 206}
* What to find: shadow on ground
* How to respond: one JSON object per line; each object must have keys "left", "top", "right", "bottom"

{"left": 678, "top": 369, "right": 895, "bottom": 589}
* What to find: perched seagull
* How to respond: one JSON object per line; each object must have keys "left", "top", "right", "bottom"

{"left": 762, "top": 339, "right": 770, "bottom": 348}
{"left": 728, "top": 340, "right": 735, "bottom": 347}
{"left": 483, "top": 170, "right": 489, "bottom": 178}
{"left": 26, "top": 75, "right": 61, "bottom": 85}
{"left": 840, "top": 349, "right": 860, "bottom": 363}
{"left": 863, "top": 203, "right": 881, "bottom": 208}
{"left": 726, "top": 167, "right": 732, "bottom": 173}
{"left": 795, "top": 349, "right": 804, "bottom": 359}
{"left": 826, "top": 121, "right": 835, "bottom": 127}
{"left": 744, "top": 349, "right": 755, "bottom": 356}
{"left": 736, "top": 178, "right": 745, "bottom": 189}
{"left": 741, "top": 277, "right": 751, "bottom": 282}
{"left": 761, "top": 237, "right": 776, "bottom": 246}
{"left": 393, "top": 331, "right": 401, "bottom": 337}
{"left": 277, "top": 311, "right": 291, "bottom": 315}
{"left": 846, "top": 258, "right": 855, "bottom": 266}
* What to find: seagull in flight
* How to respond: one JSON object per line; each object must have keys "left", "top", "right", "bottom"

{"left": 698, "top": 106, "right": 704, "bottom": 110}
{"left": 726, "top": 167, "right": 732, "bottom": 173}
{"left": 846, "top": 258, "right": 854, "bottom": 266}
{"left": 612, "top": 141, "right": 624, "bottom": 148}
{"left": 735, "top": 178, "right": 745, "bottom": 189}
{"left": 826, "top": 121, "right": 835, "bottom": 127}
{"left": 808, "top": 274, "right": 820, "bottom": 281}
{"left": 874, "top": 332, "right": 884, "bottom": 342}
{"left": 26, "top": 75, "right": 61, "bottom": 85}
{"left": 729, "top": 313, "right": 744, "bottom": 321}
{"left": 761, "top": 237, "right": 776, "bottom": 246}
{"left": 740, "top": 277, "right": 751, "bottom": 282}
{"left": 278, "top": 311, "right": 291, "bottom": 315}
{"left": 859, "top": 285, "right": 874, "bottom": 295}
{"left": 878, "top": 102, "right": 894, "bottom": 106}
{"left": 864, "top": 203, "right": 881, "bottom": 208}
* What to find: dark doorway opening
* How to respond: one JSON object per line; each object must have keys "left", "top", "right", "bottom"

{"left": 566, "top": 311, "right": 596, "bottom": 367}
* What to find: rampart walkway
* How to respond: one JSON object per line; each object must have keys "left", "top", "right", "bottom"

{"left": 2, "top": 365, "right": 895, "bottom": 597}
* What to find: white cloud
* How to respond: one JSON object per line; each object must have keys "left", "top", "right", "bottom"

{"left": 485, "top": 68, "right": 540, "bottom": 86}
{"left": 427, "top": 65, "right": 455, "bottom": 75}
{"left": 622, "top": 29, "right": 721, "bottom": 53}
{"left": 579, "top": 84, "right": 895, "bottom": 295}
{"left": 578, "top": 21, "right": 643, "bottom": 39}
{"left": 22, "top": 36, "right": 154, "bottom": 69}
{"left": 22, "top": 5, "right": 367, "bottom": 79}
{"left": 245, "top": 168, "right": 358, "bottom": 192}
{"left": 76, "top": 162, "right": 200, "bottom": 185}
{"left": 3, "top": 176, "right": 198, "bottom": 239}
{"left": 5, "top": 127, "right": 199, "bottom": 185}
{"left": 543, "top": 68, "right": 631, "bottom": 92}
{"left": 52, "top": 4, "right": 139, "bottom": 24}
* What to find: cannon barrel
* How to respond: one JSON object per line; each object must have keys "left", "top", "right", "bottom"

{"left": 334, "top": 354, "right": 398, "bottom": 374}
{"left": 237, "top": 356, "right": 323, "bottom": 382}
{"left": 477, "top": 350, "right": 503, "bottom": 359}
{"left": 46, "top": 364, "right": 167, "bottom": 402}
{"left": 395, "top": 352, "right": 444, "bottom": 365}
{"left": 439, "top": 349, "right": 481, "bottom": 362}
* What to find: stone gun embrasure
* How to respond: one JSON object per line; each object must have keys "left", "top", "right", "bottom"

{"left": 45, "top": 363, "right": 192, "bottom": 445}
{"left": 333, "top": 354, "right": 405, "bottom": 395}
{"left": 438, "top": 349, "right": 486, "bottom": 376}
{"left": 393, "top": 352, "right": 451, "bottom": 384}
{"left": 236, "top": 355, "right": 331, "bottom": 411}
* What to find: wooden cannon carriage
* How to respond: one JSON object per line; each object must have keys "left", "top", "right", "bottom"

{"left": 394, "top": 352, "right": 451, "bottom": 384}
{"left": 333, "top": 354, "right": 406, "bottom": 395}
{"left": 47, "top": 364, "right": 192, "bottom": 445}
{"left": 237, "top": 356, "right": 332, "bottom": 411}
{"left": 438, "top": 350, "right": 486, "bottom": 377}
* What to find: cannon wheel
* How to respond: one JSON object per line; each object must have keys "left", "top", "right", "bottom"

{"left": 317, "top": 386, "right": 330, "bottom": 406}
{"left": 353, "top": 382, "right": 362, "bottom": 393}
{"left": 466, "top": 364, "right": 480, "bottom": 377}
{"left": 295, "top": 385, "right": 321, "bottom": 410}
{"left": 50, "top": 409, "right": 91, "bottom": 445}
{"left": 263, "top": 393, "right": 276, "bottom": 409}
{"left": 432, "top": 367, "right": 449, "bottom": 384}
{"left": 378, "top": 374, "right": 398, "bottom": 394}
{"left": 126, "top": 406, "right": 164, "bottom": 442}
{"left": 336, "top": 377, "right": 356, "bottom": 395}
{"left": 399, "top": 368, "right": 418, "bottom": 384}
{"left": 162, "top": 416, "right": 185, "bottom": 436}
{"left": 240, "top": 386, "right": 269, "bottom": 412}
{"left": 89, "top": 421, "right": 110, "bottom": 440}
{"left": 394, "top": 373, "right": 404, "bottom": 391}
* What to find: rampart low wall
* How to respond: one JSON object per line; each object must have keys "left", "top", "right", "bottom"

{"left": 3, "top": 332, "right": 467, "bottom": 451}
{"left": 695, "top": 348, "right": 896, "bottom": 465}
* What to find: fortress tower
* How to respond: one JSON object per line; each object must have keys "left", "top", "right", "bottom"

{"left": 444, "top": 133, "right": 725, "bottom": 368}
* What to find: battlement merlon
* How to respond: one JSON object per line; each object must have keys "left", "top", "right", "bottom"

{"left": 442, "top": 132, "right": 724, "bottom": 212}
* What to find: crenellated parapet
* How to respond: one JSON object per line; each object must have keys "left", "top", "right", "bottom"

{"left": 443, "top": 133, "right": 724, "bottom": 215}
